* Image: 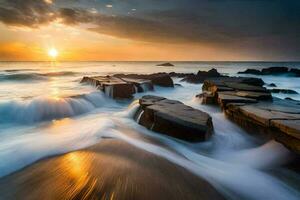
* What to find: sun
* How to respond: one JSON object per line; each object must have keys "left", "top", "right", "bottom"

{"left": 48, "top": 48, "right": 58, "bottom": 58}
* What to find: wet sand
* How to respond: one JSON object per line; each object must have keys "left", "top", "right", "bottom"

{"left": 0, "top": 139, "right": 225, "bottom": 200}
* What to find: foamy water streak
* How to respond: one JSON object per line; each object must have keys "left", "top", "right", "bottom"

{"left": 0, "top": 115, "right": 116, "bottom": 177}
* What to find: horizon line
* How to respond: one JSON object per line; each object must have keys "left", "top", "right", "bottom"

{"left": 1, "top": 60, "right": 300, "bottom": 63}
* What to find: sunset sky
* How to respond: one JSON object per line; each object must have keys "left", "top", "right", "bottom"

{"left": 0, "top": 0, "right": 299, "bottom": 61}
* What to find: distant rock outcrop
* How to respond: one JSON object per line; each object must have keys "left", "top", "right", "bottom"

{"left": 135, "top": 95, "right": 213, "bottom": 142}
{"left": 156, "top": 62, "right": 174, "bottom": 67}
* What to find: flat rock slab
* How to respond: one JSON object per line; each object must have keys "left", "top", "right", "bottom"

{"left": 114, "top": 73, "right": 174, "bottom": 87}
{"left": 81, "top": 73, "right": 174, "bottom": 98}
{"left": 137, "top": 95, "right": 213, "bottom": 142}
{"left": 235, "top": 91, "right": 272, "bottom": 100}
{"left": 225, "top": 99, "right": 300, "bottom": 154}
{"left": 121, "top": 78, "right": 154, "bottom": 93}
{"left": 201, "top": 77, "right": 300, "bottom": 155}
{"left": 224, "top": 82, "right": 267, "bottom": 92}
{"left": 271, "top": 120, "right": 300, "bottom": 140}
{"left": 218, "top": 93, "right": 257, "bottom": 108}
{"left": 81, "top": 76, "right": 135, "bottom": 98}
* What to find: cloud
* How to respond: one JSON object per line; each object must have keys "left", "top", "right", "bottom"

{"left": 0, "top": 0, "right": 56, "bottom": 27}
{"left": 0, "top": 0, "right": 300, "bottom": 59}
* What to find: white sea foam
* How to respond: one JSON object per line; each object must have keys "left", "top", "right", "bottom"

{"left": 0, "top": 91, "right": 114, "bottom": 123}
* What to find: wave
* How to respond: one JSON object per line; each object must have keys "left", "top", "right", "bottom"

{"left": 41, "top": 71, "right": 79, "bottom": 77}
{"left": 0, "top": 71, "right": 79, "bottom": 82}
{"left": 3, "top": 69, "right": 37, "bottom": 72}
{"left": 0, "top": 73, "right": 47, "bottom": 81}
{"left": 0, "top": 91, "right": 112, "bottom": 124}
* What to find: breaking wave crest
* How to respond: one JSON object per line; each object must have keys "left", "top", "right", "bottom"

{"left": 0, "top": 91, "right": 111, "bottom": 123}
{"left": 0, "top": 71, "right": 79, "bottom": 82}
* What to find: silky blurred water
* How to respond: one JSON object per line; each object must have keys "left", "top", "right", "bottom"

{"left": 0, "top": 61, "right": 300, "bottom": 199}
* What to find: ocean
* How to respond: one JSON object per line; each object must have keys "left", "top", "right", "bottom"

{"left": 0, "top": 61, "right": 300, "bottom": 199}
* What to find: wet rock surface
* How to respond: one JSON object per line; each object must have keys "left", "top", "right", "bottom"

{"left": 199, "top": 77, "right": 300, "bottom": 155}
{"left": 81, "top": 76, "right": 136, "bottom": 98}
{"left": 136, "top": 95, "right": 213, "bottom": 142}
{"left": 169, "top": 72, "right": 194, "bottom": 78}
{"left": 114, "top": 73, "right": 174, "bottom": 87}
{"left": 81, "top": 73, "right": 174, "bottom": 98}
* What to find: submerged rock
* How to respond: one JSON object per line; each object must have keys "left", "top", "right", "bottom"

{"left": 136, "top": 95, "right": 213, "bottom": 142}
{"left": 156, "top": 62, "right": 174, "bottom": 66}
{"left": 267, "top": 83, "right": 277, "bottom": 87}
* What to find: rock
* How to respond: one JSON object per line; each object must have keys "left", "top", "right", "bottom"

{"left": 169, "top": 72, "right": 194, "bottom": 78}
{"left": 268, "top": 89, "right": 298, "bottom": 94}
{"left": 285, "top": 97, "right": 300, "bottom": 104}
{"left": 261, "top": 67, "right": 289, "bottom": 75}
{"left": 238, "top": 77, "right": 265, "bottom": 86}
{"left": 225, "top": 82, "right": 267, "bottom": 92}
{"left": 225, "top": 99, "right": 300, "bottom": 154}
{"left": 150, "top": 73, "right": 174, "bottom": 87}
{"left": 267, "top": 83, "right": 277, "bottom": 87}
{"left": 202, "top": 77, "right": 266, "bottom": 93}
{"left": 290, "top": 68, "right": 300, "bottom": 77}
{"left": 174, "top": 83, "right": 183, "bottom": 87}
{"left": 196, "top": 92, "right": 216, "bottom": 104}
{"left": 121, "top": 78, "right": 154, "bottom": 93}
{"left": 217, "top": 92, "right": 257, "bottom": 108}
{"left": 235, "top": 91, "right": 272, "bottom": 100}
{"left": 271, "top": 120, "right": 300, "bottom": 140}
{"left": 238, "top": 69, "right": 261, "bottom": 75}
{"left": 238, "top": 67, "right": 290, "bottom": 75}
{"left": 136, "top": 95, "right": 213, "bottom": 142}
{"left": 181, "top": 68, "right": 223, "bottom": 84}
{"left": 156, "top": 62, "right": 174, "bottom": 66}
{"left": 114, "top": 73, "right": 174, "bottom": 87}
{"left": 81, "top": 76, "right": 135, "bottom": 98}
{"left": 201, "top": 76, "right": 300, "bottom": 155}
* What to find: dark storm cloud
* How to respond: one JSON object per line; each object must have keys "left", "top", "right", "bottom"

{"left": 0, "top": 0, "right": 56, "bottom": 27}
{"left": 0, "top": 0, "right": 300, "bottom": 58}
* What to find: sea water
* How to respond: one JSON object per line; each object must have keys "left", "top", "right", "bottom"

{"left": 0, "top": 61, "right": 300, "bottom": 199}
